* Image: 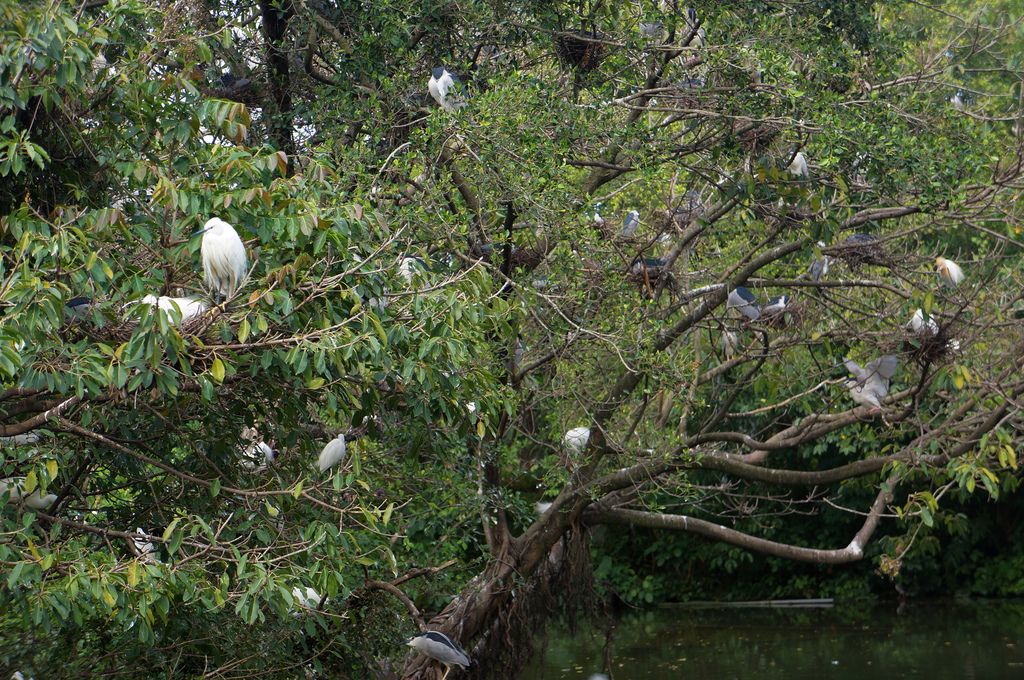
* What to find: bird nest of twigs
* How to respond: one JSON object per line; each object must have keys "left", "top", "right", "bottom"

{"left": 901, "top": 327, "right": 961, "bottom": 365}
{"left": 555, "top": 30, "right": 605, "bottom": 72}
{"left": 829, "top": 239, "right": 891, "bottom": 269}
{"left": 657, "top": 81, "right": 715, "bottom": 111}
{"left": 736, "top": 123, "right": 781, "bottom": 153}
{"left": 754, "top": 202, "right": 813, "bottom": 229}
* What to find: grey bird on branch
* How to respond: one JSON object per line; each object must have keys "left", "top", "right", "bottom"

{"left": 843, "top": 355, "right": 898, "bottom": 411}
{"left": 401, "top": 630, "right": 470, "bottom": 680}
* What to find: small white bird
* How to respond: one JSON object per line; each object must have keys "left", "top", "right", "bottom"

{"left": 935, "top": 256, "right": 964, "bottom": 288}
{"left": 908, "top": 309, "right": 939, "bottom": 336}
{"left": 563, "top": 427, "right": 590, "bottom": 454}
{"left": 292, "top": 586, "right": 323, "bottom": 609}
{"left": 535, "top": 501, "right": 553, "bottom": 516}
{"left": 0, "top": 477, "right": 57, "bottom": 510}
{"left": 140, "top": 295, "right": 208, "bottom": 324}
{"left": 318, "top": 434, "right": 347, "bottom": 473}
{"left": 428, "top": 67, "right": 467, "bottom": 112}
{"left": 196, "top": 217, "right": 248, "bottom": 303}
{"left": 844, "top": 355, "right": 899, "bottom": 411}
{"left": 788, "top": 152, "right": 809, "bottom": 178}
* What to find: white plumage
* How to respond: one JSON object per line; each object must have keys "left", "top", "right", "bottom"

{"left": 399, "top": 255, "right": 429, "bottom": 287}
{"left": 292, "top": 586, "right": 323, "bottom": 609}
{"left": 788, "top": 152, "right": 809, "bottom": 178}
{"left": 428, "top": 67, "right": 467, "bottom": 112}
{"left": 0, "top": 477, "right": 57, "bottom": 510}
{"left": 198, "top": 217, "right": 248, "bottom": 302}
{"left": 0, "top": 432, "right": 40, "bottom": 446}
{"left": 935, "top": 256, "right": 964, "bottom": 288}
{"left": 563, "top": 427, "right": 590, "bottom": 454}
{"left": 318, "top": 434, "right": 347, "bottom": 472}
{"left": 240, "top": 441, "right": 275, "bottom": 471}
{"left": 908, "top": 309, "right": 939, "bottom": 336}
{"left": 141, "top": 295, "right": 208, "bottom": 324}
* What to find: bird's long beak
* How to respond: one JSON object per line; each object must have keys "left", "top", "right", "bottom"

{"left": 191, "top": 228, "right": 210, "bottom": 238}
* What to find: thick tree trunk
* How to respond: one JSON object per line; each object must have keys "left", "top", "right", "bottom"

{"left": 261, "top": 0, "right": 296, "bottom": 163}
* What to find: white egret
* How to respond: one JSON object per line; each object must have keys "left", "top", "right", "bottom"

{"left": 140, "top": 294, "right": 208, "bottom": 324}
{"left": 563, "top": 427, "right": 590, "bottom": 454}
{"left": 908, "top": 309, "right": 939, "bottom": 336}
{"left": 844, "top": 356, "right": 899, "bottom": 411}
{"left": 428, "top": 67, "right": 467, "bottom": 112}
{"left": 195, "top": 218, "right": 248, "bottom": 304}
{"left": 401, "top": 631, "right": 470, "bottom": 680}
{"left": 935, "top": 256, "right": 964, "bottom": 288}
{"left": 240, "top": 441, "right": 275, "bottom": 472}
{"left": 0, "top": 477, "right": 57, "bottom": 510}
{"left": 292, "top": 586, "right": 324, "bottom": 609}
{"left": 318, "top": 434, "right": 347, "bottom": 472}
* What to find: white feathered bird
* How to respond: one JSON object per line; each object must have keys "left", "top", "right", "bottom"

{"left": 318, "top": 434, "right": 347, "bottom": 472}
{"left": 935, "top": 256, "right": 964, "bottom": 288}
{"left": 196, "top": 217, "right": 248, "bottom": 303}
{"left": 563, "top": 427, "right": 590, "bottom": 454}
{"left": 140, "top": 295, "right": 208, "bottom": 324}
{"left": 0, "top": 477, "right": 57, "bottom": 510}
{"left": 788, "top": 152, "right": 809, "bottom": 178}
{"left": 428, "top": 67, "right": 467, "bottom": 112}
{"left": 908, "top": 309, "right": 939, "bottom": 336}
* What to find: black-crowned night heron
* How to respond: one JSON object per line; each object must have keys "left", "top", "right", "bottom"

{"left": 761, "top": 295, "right": 790, "bottom": 317}
{"left": 194, "top": 217, "right": 248, "bottom": 304}
{"left": 843, "top": 355, "right": 898, "bottom": 411}
{"left": 318, "top": 434, "right": 347, "bottom": 473}
{"left": 428, "top": 67, "right": 467, "bottom": 112}
{"left": 907, "top": 309, "right": 939, "bottom": 336}
{"left": 727, "top": 286, "right": 761, "bottom": 320}
{"left": 240, "top": 440, "right": 275, "bottom": 472}
{"left": 0, "top": 477, "right": 57, "bottom": 510}
{"left": 629, "top": 256, "right": 667, "bottom": 277}
{"left": 563, "top": 427, "right": 590, "bottom": 454}
{"left": 809, "top": 242, "right": 830, "bottom": 281}
{"left": 721, "top": 330, "right": 738, "bottom": 359}
{"left": 685, "top": 8, "right": 706, "bottom": 48}
{"left": 399, "top": 255, "right": 431, "bottom": 287}
{"left": 787, "top": 152, "right": 809, "bottom": 178}
{"left": 65, "top": 296, "right": 93, "bottom": 317}
{"left": 140, "top": 295, "right": 208, "bottom": 325}
{"left": 621, "top": 210, "right": 640, "bottom": 237}
{"left": 844, "top": 233, "right": 876, "bottom": 245}
{"left": 935, "top": 256, "right": 964, "bottom": 288}
{"left": 402, "top": 630, "right": 470, "bottom": 680}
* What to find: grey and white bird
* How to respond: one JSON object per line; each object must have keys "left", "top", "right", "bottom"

{"left": 0, "top": 477, "right": 57, "bottom": 510}
{"left": 621, "top": 210, "right": 640, "bottom": 237}
{"left": 908, "top": 309, "right": 939, "bottom": 336}
{"left": 129, "top": 528, "right": 160, "bottom": 564}
{"left": 0, "top": 432, "right": 41, "bottom": 446}
{"left": 195, "top": 217, "right": 248, "bottom": 304}
{"left": 65, "top": 296, "right": 94, "bottom": 317}
{"left": 402, "top": 631, "right": 470, "bottom": 680}
{"left": 843, "top": 355, "right": 899, "bottom": 411}
{"left": 563, "top": 427, "right": 590, "bottom": 454}
{"left": 318, "top": 434, "right": 347, "bottom": 473}
{"left": 809, "top": 242, "right": 830, "bottom": 282}
{"left": 240, "top": 440, "right": 275, "bottom": 472}
{"left": 428, "top": 67, "right": 467, "bottom": 112}
{"left": 727, "top": 286, "right": 761, "bottom": 320}
{"left": 787, "top": 152, "right": 809, "bottom": 178}
{"left": 721, "top": 330, "right": 738, "bottom": 359}
{"left": 399, "top": 255, "right": 431, "bottom": 287}
{"left": 629, "top": 257, "right": 667, "bottom": 277}
{"left": 685, "top": 8, "right": 706, "bottom": 48}
{"left": 761, "top": 295, "right": 790, "bottom": 317}
{"left": 140, "top": 295, "right": 208, "bottom": 325}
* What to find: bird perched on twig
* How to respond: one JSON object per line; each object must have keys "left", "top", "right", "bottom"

{"left": 0, "top": 477, "right": 57, "bottom": 510}
{"left": 194, "top": 218, "right": 248, "bottom": 305}
{"left": 809, "top": 242, "right": 830, "bottom": 282}
{"left": 787, "top": 152, "right": 809, "bottom": 178}
{"left": 935, "top": 256, "right": 964, "bottom": 288}
{"left": 727, "top": 286, "right": 761, "bottom": 320}
{"left": 563, "top": 427, "right": 590, "bottom": 454}
{"left": 721, "top": 330, "right": 738, "bottom": 359}
{"left": 140, "top": 295, "right": 208, "bottom": 325}
{"left": 843, "top": 355, "right": 898, "bottom": 411}
{"left": 620, "top": 210, "right": 640, "bottom": 237}
{"left": 402, "top": 631, "right": 470, "bottom": 680}
{"left": 318, "top": 434, "right": 347, "bottom": 473}
{"left": 399, "top": 255, "right": 431, "bottom": 287}
{"left": 761, "top": 295, "right": 790, "bottom": 317}
{"left": 428, "top": 67, "right": 468, "bottom": 112}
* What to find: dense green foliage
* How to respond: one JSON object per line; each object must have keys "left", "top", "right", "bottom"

{"left": 2, "top": 0, "right": 1024, "bottom": 678}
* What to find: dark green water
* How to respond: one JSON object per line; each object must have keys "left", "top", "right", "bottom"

{"left": 523, "top": 600, "right": 1024, "bottom": 680}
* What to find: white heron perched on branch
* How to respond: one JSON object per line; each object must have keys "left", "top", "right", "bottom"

{"left": 318, "top": 434, "right": 347, "bottom": 473}
{"left": 194, "top": 218, "right": 248, "bottom": 304}
{"left": 935, "top": 256, "right": 964, "bottom": 288}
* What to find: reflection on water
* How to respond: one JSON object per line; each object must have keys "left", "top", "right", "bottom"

{"left": 523, "top": 600, "right": 1024, "bottom": 680}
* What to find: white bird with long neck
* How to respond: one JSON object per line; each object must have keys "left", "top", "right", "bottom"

{"left": 195, "top": 218, "right": 248, "bottom": 304}
{"left": 318, "top": 434, "right": 347, "bottom": 473}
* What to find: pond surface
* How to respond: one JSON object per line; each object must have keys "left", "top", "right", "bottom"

{"left": 522, "top": 599, "right": 1024, "bottom": 680}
